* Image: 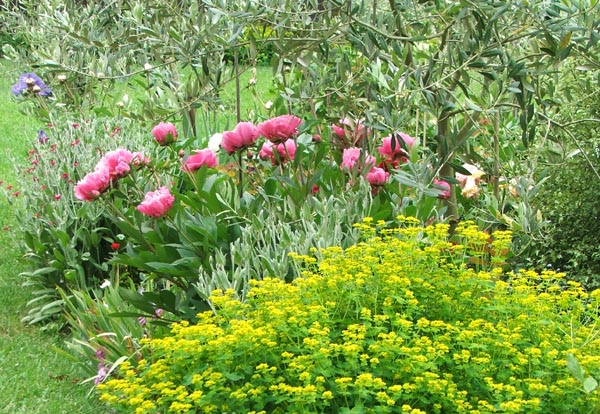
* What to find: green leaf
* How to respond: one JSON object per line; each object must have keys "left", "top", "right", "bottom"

{"left": 465, "top": 99, "right": 482, "bottom": 112}
{"left": 566, "top": 353, "right": 585, "bottom": 382}
{"left": 583, "top": 377, "right": 598, "bottom": 393}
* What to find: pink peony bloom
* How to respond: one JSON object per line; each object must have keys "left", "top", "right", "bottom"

{"left": 433, "top": 178, "right": 451, "bottom": 199}
{"left": 137, "top": 186, "right": 175, "bottom": 218}
{"left": 257, "top": 114, "right": 302, "bottom": 143}
{"left": 183, "top": 149, "right": 218, "bottom": 172}
{"left": 258, "top": 140, "right": 297, "bottom": 164}
{"left": 152, "top": 122, "right": 178, "bottom": 145}
{"left": 341, "top": 147, "right": 376, "bottom": 171}
{"left": 331, "top": 118, "right": 368, "bottom": 147}
{"left": 378, "top": 132, "right": 415, "bottom": 166}
{"left": 74, "top": 168, "right": 111, "bottom": 201}
{"left": 221, "top": 121, "right": 259, "bottom": 154}
{"left": 367, "top": 167, "right": 389, "bottom": 186}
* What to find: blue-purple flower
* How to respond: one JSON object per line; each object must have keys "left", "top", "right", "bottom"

{"left": 37, "top": 129, "right": 49, "bottom": 144}
{"left": 12, "top": 73, "right": 52, "bottom": 97}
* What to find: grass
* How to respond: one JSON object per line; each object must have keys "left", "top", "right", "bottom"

{"left": 0, "top": 61, "right": 103, "bottom": 414}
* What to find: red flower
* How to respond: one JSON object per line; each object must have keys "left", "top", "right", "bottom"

{"left": 111, "top": 242, "right": 120, "bottom": 250}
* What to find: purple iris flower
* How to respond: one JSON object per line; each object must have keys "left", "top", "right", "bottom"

{"left": 12, "top": 73, "right": 52, "bottom": 97}
{"left": 37, "top": 129, "right": 49, "bottom": 144}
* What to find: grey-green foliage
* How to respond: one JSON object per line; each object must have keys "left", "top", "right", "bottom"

{"left": 196, "top": 180, "right": 384, "bottom": 299}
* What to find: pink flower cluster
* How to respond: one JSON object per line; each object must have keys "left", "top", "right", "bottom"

{"left": 331, "top": 118, "right": 368, "bottom": 148}
{"left": 340, "top": 147, "right": 390, "bottom": 192}
{"left": 336, "top": 132, "right": 416, "bottom": 191}
{"left": 341, "top": 147, "right": 376, "bottom": 171}
{"left": 221, "top": 115, "right": 302, "bottom": 156}
{"left": 259, "top": 140, "right": 297, "bottom": 164}
{"left": 74, "top": 149, "right": 149, "bottom": 201}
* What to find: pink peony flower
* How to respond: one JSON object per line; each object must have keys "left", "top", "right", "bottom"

{"left": 183, "top": 149, "right": 218, "bottom": 172}
{"left": 331, "top": 118, "right": 368, "bottom": 147}
{"left": 74, "top": 168, "right": 111, "bottom": 201}
{"left": 221, "top": 121, "right": 259, "bottom": 154}
{"left": 367, "top": 167, "right": 389, "bottom": 186}
{"left": 341, "top": 147, "right": 376, "bottom": 171}
{"left": 378, "top": 132, "right": 415, "bottom": 166}
{"left": 257, "top": 114, "right": 302, "bottom": 143}
{"left": 433, "top": 178, "right": 451, "bottom": 199}
{"left": 97, "top": 149, "right": 135, "bottom": 179}
{"left": 258, "top": 140, "right": 297, "bottom": 164}
{"left": 137, "top": 186, "right": 175, "bottom": 218}
{"left": 152, "top": 122, "right": 178, "bottom": 145}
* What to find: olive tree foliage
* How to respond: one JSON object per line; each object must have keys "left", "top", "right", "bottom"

{"left": 11, "top": 0, "right": 600, "bottom": 230}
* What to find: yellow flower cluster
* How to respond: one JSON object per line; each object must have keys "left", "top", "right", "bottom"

{"left": 99, "top": 219, "right": 600, "bottom": 414}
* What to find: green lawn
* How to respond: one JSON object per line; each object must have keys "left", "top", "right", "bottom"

{"left": 0, "top": 61, "right": 103, "bottom": 414}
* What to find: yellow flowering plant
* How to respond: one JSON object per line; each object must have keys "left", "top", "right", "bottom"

{"left": 99, "top": 218, "right": 599, "bottom": 413}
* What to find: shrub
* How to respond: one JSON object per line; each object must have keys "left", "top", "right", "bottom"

{"left": 98, "top": 219, "right": 600, "bottom": 414}
{"left": 528, "top": 145, "right": 600, "bottom": 290}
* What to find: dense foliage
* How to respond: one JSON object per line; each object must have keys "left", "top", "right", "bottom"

{"left": 521, "top": 63, "right": 600, "bottom": 289}
{"left": 98, "top": 219, "right": 600, "bottom": 414}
